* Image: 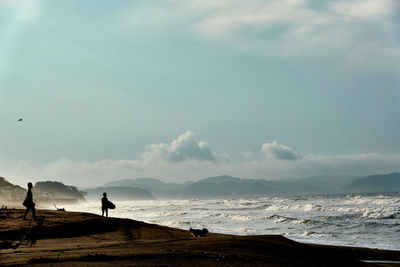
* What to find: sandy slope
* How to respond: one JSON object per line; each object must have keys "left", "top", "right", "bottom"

{"left": 0, "top": 209, "right": 399, "bottom": 266}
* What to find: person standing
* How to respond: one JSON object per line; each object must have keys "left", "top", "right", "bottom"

{"left": 23, "top": 182, "right": 36, "bottom": 220}
{"left": 101, "top": 192, "right": 109, "bottom": 217}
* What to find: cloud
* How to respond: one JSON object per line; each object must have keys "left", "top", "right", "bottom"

{"left": 121, "top": 0, "right": 400, "bottom": 66}
{"left": 4, "top": 133, "right": 400, "bottom": 187}
{"left": 261, "top": 141, "right": 302, "bottom": 160}
{"left": 141, "top": 130, "right": 217, "bottom": 163}
{"left": 189, "top": 0, "right": 399, "bottom": 60}
{"left": 7, "top": 152, "right": 400, "bottom": 187}
{"left": 331, "top": 0, "right": 399, "bottom": 19}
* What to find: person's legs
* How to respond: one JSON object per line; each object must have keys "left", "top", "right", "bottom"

{"left": 105, "top": 208, "right": 108, "bottom": 218}
{"left": 31, "top": 206, "right": 36, "bottom": 219}
{"left": 23, "top": 207, "right": 31, "bottom": 220}
{"left": 102, "top": 207, "right": 105, "bottom": 216}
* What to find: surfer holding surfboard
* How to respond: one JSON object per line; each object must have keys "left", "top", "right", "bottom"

{"left": 101, "top": 192, "right": 115, "bottom": 217}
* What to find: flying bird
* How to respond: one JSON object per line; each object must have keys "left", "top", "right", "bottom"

{"left": 18, "top": 118, "right": 22, "bottom": 122}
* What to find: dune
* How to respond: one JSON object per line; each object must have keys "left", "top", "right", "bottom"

{"left": 0, "top": 209, "right": 399, "bottom": 266}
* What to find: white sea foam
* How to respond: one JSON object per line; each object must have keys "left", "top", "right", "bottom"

{"left": 292, "top": 219, "right": 311, "bottom": 225}
{"left": 65, "top": 193, "right": 400, "bottom": 251}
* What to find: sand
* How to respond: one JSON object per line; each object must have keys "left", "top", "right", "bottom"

{"left": 0, "top": 209, "right": 399, "bottom": 266}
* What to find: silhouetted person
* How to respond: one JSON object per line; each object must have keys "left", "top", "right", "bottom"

{"left": 101, "top": 192, "right": 109, "bottom": 217}
{"left": 23, "top": 182, "right": 36, "bottom": 220}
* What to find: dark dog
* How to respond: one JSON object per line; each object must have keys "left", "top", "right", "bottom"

{"left": 189, "top": 228, "right": 208, "bottom": 237}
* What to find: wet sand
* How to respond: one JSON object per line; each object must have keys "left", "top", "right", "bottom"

{"left": 1, "top": 209, "right": 399, "bottom": 266}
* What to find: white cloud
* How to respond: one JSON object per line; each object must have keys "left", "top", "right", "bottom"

{"left": 189, "top": 0, "right": 399, "bottom": 60}
{"left": 4, "top": 133, "right": 400, "bottom": 186}
{"left": 7, "top": 152, "right": 400, "bottom": 187}
{"left": 261, "top": 141, "right": 302, "bottom": 160}
{"left": 121, "top": 0, "right": 400, "bottom": 66}
{"left": 190, "top": 0, "right": 315, "bottom": 38}
{"left": 331, "top": 0, "right": 399, "bottom": 19}
{"left": 141, "top": 130, "right": 217, "bottom": 163}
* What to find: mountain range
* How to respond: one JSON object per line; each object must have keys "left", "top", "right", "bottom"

{"left": 100, "top": 173, "right": 400, "bottom": 199}
{"left": 348, "top": 173, "right": 400, "bottom": 193}
{"left": 0, "top": 177, "right": 26, "bottom": 202}
{"left": 1, "top": 173, "right": 399, "bottom": 203}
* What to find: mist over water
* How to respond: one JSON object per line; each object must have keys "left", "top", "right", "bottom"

{"left": 65, "top": 193, "right": 400, "bottom": 251}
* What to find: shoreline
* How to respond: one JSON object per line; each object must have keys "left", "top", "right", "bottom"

{"left": 95, "top": 214, "right": 400, "bottom": 252}
{"left": 61, "top": 198, "right": 400, "bottom": 252}
{"left": 1, "top": 209, "right": 399, "bottom": 266}
{"left": 289, "top": 238, "right": 400, "bottom": 252}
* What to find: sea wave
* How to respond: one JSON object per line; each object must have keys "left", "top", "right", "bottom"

{"left": 65, "top": 193, "right": 400, "bottom": 251}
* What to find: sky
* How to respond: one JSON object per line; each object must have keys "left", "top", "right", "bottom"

{"left": 1, "top": 0, "right": 400, "bottom": 187}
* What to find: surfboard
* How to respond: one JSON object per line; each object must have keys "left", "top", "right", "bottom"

{"left": 107, "top": 200, "right": 116, "bottom": 209}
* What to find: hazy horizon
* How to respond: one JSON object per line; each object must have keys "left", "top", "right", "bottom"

{"left": 1, "top": 0, "right": 399, "bottom": 187}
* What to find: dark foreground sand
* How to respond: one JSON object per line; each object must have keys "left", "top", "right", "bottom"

{"left": 1, "top": 209, "right": 399, "bottom": 266}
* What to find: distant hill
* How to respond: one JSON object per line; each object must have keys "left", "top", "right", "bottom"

{"left": 171, "top": 175, "right": 345, "bottom": 198}
{"left": 104, "top": 178, "right": 193, "bottom": 191}
{"left": 85, "top": 186, "right": 155, "bottom": 201}
{"left": 3, "top": 171, "right": 397, "bottom": 204}
{"left": 0, "top": 177, "right": 24, "bottom": 189}
{"left": 104, "top": 175, "right": 361, "bottom": 199}
{"left": 348, "top": 173, "right": 400, "bottom": 193}
{"left": 175, "top": 176, "right": 275, "bottom": 198}
{"left": 198, "top": 175, "right": 242, "bottom": 184}
{"left": 33, "top": 181, "right": 86, "bottom": 203}
{"left": 0, "top": 177, "right": 26, "bottom": 202}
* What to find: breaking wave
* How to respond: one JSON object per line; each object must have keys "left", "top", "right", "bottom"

{"left": 65, "top": 193, "right": 400, "bottom": 251}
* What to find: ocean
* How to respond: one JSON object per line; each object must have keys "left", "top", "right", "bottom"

{"left": 65, "top": 193, "right": 400, "bottom": 251}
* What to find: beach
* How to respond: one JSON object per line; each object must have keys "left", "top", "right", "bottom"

{"left": 1, "top": 209, "right": 399, "bottom": 266}
{"left": 63, "top": 195, "right": 400, "bottom": 251}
